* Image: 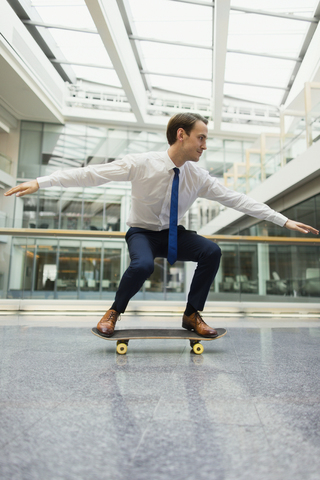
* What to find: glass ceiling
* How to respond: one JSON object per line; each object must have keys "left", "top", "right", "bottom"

{"left": 26, "top": 0, "right": 320, "bottom": 118}
{"left": 30, "top": 0, "right": 121, "bottom": 86}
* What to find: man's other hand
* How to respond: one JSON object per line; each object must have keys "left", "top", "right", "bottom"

{"left": 4, "top": 180, "right": 39, "bottom": 198}
{"left": 285, "top": 219, "right": 319, "bottom": 235}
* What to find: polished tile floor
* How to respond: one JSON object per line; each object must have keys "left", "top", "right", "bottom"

{"left": 1, "top": 314, "right": 320, "bottom": 480}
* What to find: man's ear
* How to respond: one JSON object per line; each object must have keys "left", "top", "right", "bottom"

{"left": 177, "top": 128, "right": 185, "bottom": 142}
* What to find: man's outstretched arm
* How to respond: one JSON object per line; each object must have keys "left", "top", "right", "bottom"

{"left": 285, "top": 219, "right": 319, "bottom": 235}
{"left": 4, "top": 180, "right": 320, "bottom": 236}
{"left": 4, "top": 180, "right": 39, "bottom": 197}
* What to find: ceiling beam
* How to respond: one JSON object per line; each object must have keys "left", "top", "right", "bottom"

{"left": 169, "top": 0, "right": 214, "bottom": 7}
{"left": 227, "top": 49, "right": 301, "bottom": 63}
{"left": 50, "top": 59, "right": 114, "bottom": 70}
{"left": 130, "top": 35, "right": 301, "bottom": 62}
{"left": 212, "top": 0, "right": 231, "bottom": 130}
{"left": 117, "top": 0, "right": 152, "bottom": 92}
{"left": 226, "top": 81, "right": 288, "bottom": 91}
{"left": 231, "top": 6, "right": 319, "bottom": 23}
{"left": 129, "top": 35, "right": 212, "bottom": 51}
{"left": 141, "top": 70, "right": 288, "bottom": 91}
{"left": 141, "top": 70, "right": 210, "bottom": 82}
{"left": 22, "top": 19, "right": 98, "bottom": 34}
{"left": 169, "top": 0, "right": 319, "bottom": 22}
{"left": 85, "top": 0, "right": 147, "bottom": 123}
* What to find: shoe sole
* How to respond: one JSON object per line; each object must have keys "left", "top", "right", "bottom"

{"left": 182, "top": 323, "right": 218, "bottom": 338}
{"left": 96, "top": 328, "right": 115, "bottom": 337}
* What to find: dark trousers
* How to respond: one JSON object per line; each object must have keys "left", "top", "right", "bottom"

{"left": 111, "top": 226, "right": 222, "bottom": 313}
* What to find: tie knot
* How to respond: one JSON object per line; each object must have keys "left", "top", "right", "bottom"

{"left": 173, "top": 167, "right": 180, "bottom": 175}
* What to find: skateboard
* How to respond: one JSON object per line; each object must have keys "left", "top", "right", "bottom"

{"left": 91, "top": 327, "right": 227, "bottom": 355}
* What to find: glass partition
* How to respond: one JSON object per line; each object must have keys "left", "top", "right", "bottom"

{"left": 4, "top": 233, "right": 320, "bottom": 304}
{"left": 207, "top": 240, "right": 320, "bottom": 302}
{"left": 241, "top": 192, "right": 320, "bottom": 239}
{"left": 7, "top": 237, "right": 124, "bottom": 300}
{"left": 34, "top": 240, "right": 58, "bottom": 298}
{"left": 14, "top": 184, "right": 125, "bottom": 232}
{"left": 15, "top": 121, "right": 251, "bottom": 235}
{"left": 102, "top": 246, "right": 122, "bottom": 294}
{"left": 80, "top": 242, "right": 101, "bottom": 296}
{"left": 144, "top": 258, "right": 165, "bottom": 299}
{"left": 57, "top": 240, "right": 80, "bottom": 298}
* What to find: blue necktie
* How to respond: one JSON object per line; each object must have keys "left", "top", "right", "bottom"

{"left": 167, "top": 167, "right": 180, "bottom": 265}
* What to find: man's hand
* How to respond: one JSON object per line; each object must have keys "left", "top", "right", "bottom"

{"left": 4, "top": 180, "right": 39, "bottom": 198}
{"left": 285, "top": 219, "right": 319, "bottom": 235}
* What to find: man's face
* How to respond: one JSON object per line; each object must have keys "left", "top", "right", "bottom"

{"left": 179, "top": 120, "right": 208, "bottom": 162}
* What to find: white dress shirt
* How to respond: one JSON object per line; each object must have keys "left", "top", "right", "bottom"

{"left": 37, "top": 150, "right": 288, "bottom": 231}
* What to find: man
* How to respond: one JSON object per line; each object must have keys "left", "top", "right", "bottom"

{"left": 5, "top": 113, "right": 319, "bottom": 338}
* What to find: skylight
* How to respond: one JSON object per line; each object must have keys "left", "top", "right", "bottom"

{"left": 30, "top": 0, "right": 121, "bottom": 86}
{"left": 26, "top": 0, "right": 320, "bottom": 125}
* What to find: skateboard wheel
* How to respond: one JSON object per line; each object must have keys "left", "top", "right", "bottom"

{"left": 192, "top": 343, "right": 204, "bottom": 355}
{"left": 116, "top": 343, "right": 128, "bottom": 355}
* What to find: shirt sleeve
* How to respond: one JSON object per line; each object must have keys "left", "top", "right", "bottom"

{"left": 37, "top": 155, "right": 137, "bottom": 189}
{"left": 197, "top": 172, "right": 288, "bottom": 227}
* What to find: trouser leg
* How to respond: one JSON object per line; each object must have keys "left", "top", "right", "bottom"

{"left": 111, "top": 227, "right": 221, "bottom": 314}
{"left": 112, "top": 229, "right": 160, "bottom": 313}
{"left": 177, "top": 230, "right": 222, "bottom": 311}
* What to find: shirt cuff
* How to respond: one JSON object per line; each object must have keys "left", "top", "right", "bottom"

{"left": 274, "top": 213, "right": 288, "bottom": 227}
{"left": 37, "top": 176, "right": 52, "bottom": 189}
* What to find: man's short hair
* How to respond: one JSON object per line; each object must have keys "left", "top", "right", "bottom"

{"left": 166, "top": 113, "right": 208, "bottom": 146}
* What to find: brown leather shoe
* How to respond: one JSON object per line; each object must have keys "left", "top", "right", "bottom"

{"left": 182, "top": 312, "right": 217, "bottom": 337}
{"left": 97, "top": 309, "right": 120, "bottom": 337}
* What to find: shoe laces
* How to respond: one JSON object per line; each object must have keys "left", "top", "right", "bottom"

{"left": 195, "top": 312, "right": 207, "bottom": 326}
{"left": 106, "top": 311, "right": 121, "bottom": 323}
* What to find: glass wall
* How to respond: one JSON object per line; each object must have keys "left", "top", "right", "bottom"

{"left": 14, "top": 121, "right": 252, "bottom": 233}
{"left": 5, "top": 234, "right": 320, "bottom": 303}
{"left": 8, "top": 237, "right": 124, "bottom": 300}
{"left": 3, "top": 120, "right": 319, "bottom": 304}
{"left": 210, "top": 240, "right": 320, "bottom": 302}
{"left": 240, "top": 193, "right": 320, "bottom": 238}
{"left": 15, "top": 185, "right": 127, "bottom": 232}
{"left": 230, "top": 192, "right": 320, "bottom": 301}
{"left": 6, "top": 236, "right": 187, "bottom": 302}
{"left": 17, "top": 122, "right": 167, "bottom": 232}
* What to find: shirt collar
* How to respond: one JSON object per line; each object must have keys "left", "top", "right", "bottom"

{"left": 164, "top": 149, "right": 181, "bottom": 172}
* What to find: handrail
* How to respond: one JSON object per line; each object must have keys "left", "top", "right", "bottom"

{"left": 208, "top": 234, "right": 320, "bottom": 245}
{"left": 0, "top": 228, "right": 126, "bottom": 239}
{"left": 0, "top": 228, "right": 319, "bottom": 245}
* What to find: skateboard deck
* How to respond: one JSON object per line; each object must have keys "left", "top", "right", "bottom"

{"left": 91, "top": 327, "right": 227, "bottom": 355}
